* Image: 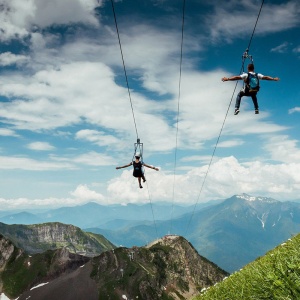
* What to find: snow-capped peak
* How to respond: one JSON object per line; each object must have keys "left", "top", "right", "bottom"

{"left": 236, "top": 193, "right": 278, "bottom": 203}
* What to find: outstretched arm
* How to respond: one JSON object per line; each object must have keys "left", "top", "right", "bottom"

{"left": 143, "top": 163, "right": 159, "bottom": 171}
{"left": 261, "top": 76, "right": 280, "bottom": 81}
{"left": 222, "top": 76, "right": 242, "bottom": 82}
{"left": 116, "top": 162, "right": 132, "bottom": 170}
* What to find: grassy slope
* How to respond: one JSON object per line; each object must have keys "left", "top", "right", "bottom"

{"left": 2, "top": 249, "right": 55, "bottom": 298}
{"left": 193, "top": 233, "right": 300, "bottom": 300}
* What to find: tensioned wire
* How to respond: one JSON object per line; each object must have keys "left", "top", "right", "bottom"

{"left": 110, "top": 0, "right": 139, "bottom": 140}
{"left": 170, "top": 0, "right": 186, "bottom": 235}
{"left": 184, "top": 0, "right": 265, "bottom": 235}
{"left": 110, "top": 0, "right": 158, "bottom": 238}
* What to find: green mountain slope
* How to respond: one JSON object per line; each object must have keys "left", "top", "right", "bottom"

{"left": 192, "top": 233, "right": 300, "bottom": 300}
{"left": 90, "top": 235, "right": 228, "bottom": 300}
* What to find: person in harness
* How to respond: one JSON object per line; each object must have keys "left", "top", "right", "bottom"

{"left": 222, "top": 63, "right": 279, "bottom": 115}
{"left": 116, "top": 153, "right": 159, "bottom": 188}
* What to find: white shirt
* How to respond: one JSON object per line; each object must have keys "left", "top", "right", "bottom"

{"left": 240, "top": 71, "right": 263, "bottom": 80}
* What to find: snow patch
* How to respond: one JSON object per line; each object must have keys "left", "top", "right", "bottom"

{"left": 0, "top": 293, "right": 12, "bottom": 300}
{"left": 256, "top": 212, "right": 269, "bottom": 229}
{"left": 0, "top": 295, "right": 19, "bottom": 300}
{"left": 237, "top": 194, "right": 278, "bottom": 203}
{"left": 30, "top": 282, "right": 49, "bottom": 290}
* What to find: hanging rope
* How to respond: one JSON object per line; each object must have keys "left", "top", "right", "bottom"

{"left": 110, "top": 0, "right": 139, "bottom": 140}
{"left": 110, "top": 0, "right": 158, "bottom": 238}
{"left": 170, "top": 0, "right": 186, "bottom": 235}
{"left": 185, "top": 0, "right": 265, "bottom": 235}
{"left": 144, "top": 179, "right": 159, "bottom": 238}
{"left": 246, "top": 0, "right": 265, "bottom": 52}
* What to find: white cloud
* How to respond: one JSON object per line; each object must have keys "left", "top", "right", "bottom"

{"left": 207, "top": 1, "right": 300, "bottom": 42}
{"left": 0, "top": 195, "right": 97, "bottom": 210}
{"left": 0, "top": 0, "right": 31, "bottom": 41}
{"left": 27, "top": 142, "right": 55, "bottom": 151}
{"left": 0, "top": 0, "right": 297, "bottom": 207}
{"left": 70, "top": 184, "right": 105, "bottom": 201}
{"left": 181, "top": 155, "right": 214, "bottom": 163}
{"left": 107, "top": 156, "right": 300, "bottom": 204}
{"left": 0, "top": 52, "right": 29, "bottom": 66}
{"left": 288, "top": 107, "right": 300, "bottom": 114}
{"left": 32, "top": 0, "right": 99, "bottom": 28}
{"left": 0, "top": 62, "right": 287, "bottom": 155}
{"left": 0, "top": 62, "right": 129, "bottom": 130}
{"left": 75, "top": 129, "right": 121, "bottom": 148}
{"left": 293, "top": 46, "right": 300, "bottom": 53}
{"left": 270, "top": 42, "right": 289, "bottom": 53}
{"left": 0, "top": 128, "right": 19, "bottom": 137}
{"left": 217, "top": 139, "right": 244, "bottom": 148}
{"left": 263, "top": 135, "right": 300, "bottom": 164}
{"left": 1, "top": 154, "right": 300, "bottom": 208}
{"left": 0, "top": 155, "right": 75, "bottom": 170}
{"left": 73, "top": 151, "right": 115, "bottom": 166}
{"left": 0, "top": 0, "right": 100, "bottom": 41}
{"left": 0, "top": 184, "right": 105, "bottom": 210}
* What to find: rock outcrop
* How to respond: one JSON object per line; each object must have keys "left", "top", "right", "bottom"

{"left": 0, "top": 222, "right": 115, "bottom": 256}
{"left": 0, "top": 230, "right": 228, "bottom": 300}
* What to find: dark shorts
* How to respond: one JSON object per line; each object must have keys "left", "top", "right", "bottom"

{"left": 133, "top": 170, "right": 144, "bottom": 177}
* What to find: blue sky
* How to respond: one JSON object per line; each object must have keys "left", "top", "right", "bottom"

{"left": 0, "top": 0, "right": 299, "bottom": 209}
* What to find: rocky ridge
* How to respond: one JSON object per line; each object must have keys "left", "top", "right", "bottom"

{"left": 91, "top": 235, "right": 228, "bottom": 300}
{"left": 0, "top": 228, "right": 228, "bottom": 299}
{"left": 0, "top": 222, "right": 115, "bottom": 256}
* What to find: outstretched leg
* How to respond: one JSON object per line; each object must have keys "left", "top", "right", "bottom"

{"left": 234, "top": 90, "right": 245, "bottom": 115}
{"left": 250, "top": 93, "right": 259, "bottom": 113}
{"left": 142, "top": 174, "right": 146, "bottom": 183}
{"left": 138, "top": 177, "right": 143, "bottom": 188}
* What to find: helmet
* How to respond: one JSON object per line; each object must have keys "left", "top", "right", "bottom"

{"left": 135, "top": 153, "right": 141, "bottom": 158}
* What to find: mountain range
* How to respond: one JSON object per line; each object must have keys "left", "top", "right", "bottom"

{"left": 1, "top": 194, "right": 300, "bottom": 273}
{"left": 0, "top": 201, "right": 220, "bottom": 228}
{"left": 86, "top": 194, "right": 300, "bottom": 272}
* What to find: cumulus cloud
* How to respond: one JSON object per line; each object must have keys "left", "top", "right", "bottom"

{"left": 0, "top": 52, "right": 29, "bottom": 66}
{"left": 288, "top": 107, "right": 300, "bottom": 114}
{"left": 0, "top": 0, "right": 297, "bottom": 208}
{"left": 207, "top": 0, "right": 300, "bottom": 42}
{"left": 70, "top": 184, "right": 105, "bottom": 201}
{"left": 0, "top": 0, "right": 100, "bottom": 41}
{"left": 0, "top": 128, "right": 19, "bottom": 137}
{"left": 263, "top": 135, "right": 300, "bottom": 164}
{"left": 107, "top": 156, "right": 300, "bottom": 204}
{"left": 0, "top": 184, "right": 105, "bottom": 210}
{"left": 27, "top": 142, "right": 55, "bottom": 151}
{"left": 1, "top": 154, "right": 300, "bottom": 209}
{"left": 75, "top": 129, "right": 121, "bottom": 148}
{"left": 0, "top": 61, "right": 288, "bottom": 155}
